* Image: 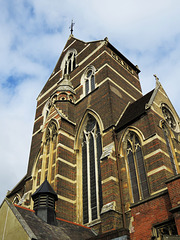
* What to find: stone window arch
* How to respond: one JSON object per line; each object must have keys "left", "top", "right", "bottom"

{"left": 82, "top": 66, "right": 96, "bottom": 96}
{"left": 61, "top": 49, "right": 77, "bottom": 76}
{"left": 124, "top": 131, "right": 149, "bottom": 203}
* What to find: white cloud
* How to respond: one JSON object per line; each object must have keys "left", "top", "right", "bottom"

{"left": 0, "top": 0, "right": 180, "bottom": 204}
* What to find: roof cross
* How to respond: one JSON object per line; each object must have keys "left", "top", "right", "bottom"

{"left": 70, "top": 20, "right": 75, "bottom": 35}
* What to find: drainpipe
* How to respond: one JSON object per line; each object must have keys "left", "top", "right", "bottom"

{"left": 113, "top": 129, "right": 127, "bottom": 229}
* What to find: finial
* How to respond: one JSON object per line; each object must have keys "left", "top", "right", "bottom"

{"left": 154, "top": 74, "right": 161, "bottom": 87}
{"left": 69, "top": 20, "right": 75, "bottom": 35}
{"left": 104, "top": 37, "right": 109, "bottom": 42}
{"left": 153, "top": 74, "right": 159, "bottom": 82}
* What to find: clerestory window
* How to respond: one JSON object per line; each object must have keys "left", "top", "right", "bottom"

{"left": 82, "top": 114, "right": 103, "bottom": 224}
{"left": 125, "top": 132, "right": 149, "bottom": 202}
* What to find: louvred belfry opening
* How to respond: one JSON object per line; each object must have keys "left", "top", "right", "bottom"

{"left": 32, "top": 178, "right": 58, "bottom": 226}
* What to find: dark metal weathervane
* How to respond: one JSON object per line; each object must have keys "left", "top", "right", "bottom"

{"left": 70, "top": 20, "right": 75, "bottom": 35}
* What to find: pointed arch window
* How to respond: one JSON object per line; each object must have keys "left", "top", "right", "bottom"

{"left": 162, "top": 124, "right": 177, "bottom": 175}
{"left": 125, "top": 132, "right": 149, "bottom": 202}
{"left": 43, "top": 120, "right": 58, "bottom": 183}
{"left": 82, "top": 115, "right": 103, "bottom": 224}
{"left": 82, "top": 66, "right": 96, "bottom": 96}
{"left": 62, "top": 49, "right": 77, "bottom": 75}
{"left": 31, "top": 120, "right": 58, "bottom": 208}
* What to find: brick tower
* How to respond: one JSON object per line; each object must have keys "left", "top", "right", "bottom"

{"left": 7, "top": 35, "right": 180, "bottom": 239}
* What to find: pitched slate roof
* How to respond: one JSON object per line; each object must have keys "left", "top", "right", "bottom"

{"left": 13, "top": 203, "right": 96, "bottom": 240}
{"left": 115, "top": 89, "right": 154, "bottom": 132}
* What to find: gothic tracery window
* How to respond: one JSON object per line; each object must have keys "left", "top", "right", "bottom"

{"left": 82, "top": 115, "right": 103, "bottom": 224}
{"left": 125, "top": 132, "right": 149, "bottom": 202}
{"left": 162, "top": 104, "right": 177, "bottom": 131}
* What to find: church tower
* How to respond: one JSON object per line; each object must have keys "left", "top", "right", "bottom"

{"left": 6, "top": 35, "right": 180, "bottom": 239}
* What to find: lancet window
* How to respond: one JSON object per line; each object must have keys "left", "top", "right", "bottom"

{"left": 31, "top": 120, "right": 58, "bottom": 204}
{"left": 62, "top": 49, "right": 76, "bottom": 75}
{"left": 82, "top": 66, "right": 96, "bottom": 96}
{"left": 43, "top": 120, "right": 58, "bottom": 183}
{"left": 81, "top": 115, "right": 103, "bottom": 224}
{"left": 125, "top": 132, "right": 149, "bottom": 202}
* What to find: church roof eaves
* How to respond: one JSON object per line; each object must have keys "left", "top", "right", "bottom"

{"left": 106, "top": 41, "right": 141, "bottom": 74}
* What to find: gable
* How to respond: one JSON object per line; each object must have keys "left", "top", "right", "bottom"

{"left": 149, "top": 84, "right": 180, "bottom": 132}
{"left": 38, "top": 36, "right": 104, "bottom": 99}
{"left": 0, "top": 199, "right": 95, "bottom": 240}
{"left": 0, "top": 200, "right": 32, "bottom": 240}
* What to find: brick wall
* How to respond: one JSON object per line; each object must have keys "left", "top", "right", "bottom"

{"left": 130, "top": 191, "right": 172, "bottom": 239}
{"left": 166, "top": 175, "right": 180, "bottom": 234}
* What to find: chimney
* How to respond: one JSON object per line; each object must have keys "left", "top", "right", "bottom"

{"left": 32, "top": 178, "right": 58, "bottom": 226}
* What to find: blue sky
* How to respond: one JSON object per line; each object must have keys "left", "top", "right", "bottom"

{"left": 0, "top": 0, "right": 180, "bottom": 204}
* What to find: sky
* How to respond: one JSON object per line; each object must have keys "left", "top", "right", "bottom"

{"left": 0, "top": 0, "right": 180, "bottom": 204}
